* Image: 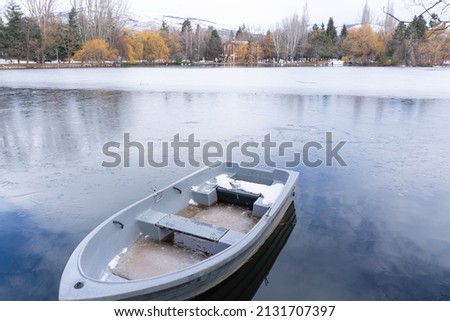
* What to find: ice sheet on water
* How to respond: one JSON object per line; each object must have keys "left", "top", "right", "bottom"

{"left": 108, "top": 235, "right": 207, "bottom": 280}
{"left": 177, "top": 203, "right": 258, "bottom": 234}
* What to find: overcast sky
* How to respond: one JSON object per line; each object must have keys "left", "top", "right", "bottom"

{"left": 127, "top": 0, "right": 417, "bottom": 29}
{"left": 0, "top": 0, "right": 425, "bottom": 29}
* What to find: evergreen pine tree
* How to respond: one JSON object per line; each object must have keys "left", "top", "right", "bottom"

{"left": 160, "top": 20, "right": 169, "bottom": 33}
{"left": 388, "top": 22, "right": 407, "bottom": 64}
{"left": 429, "top": 13, "right": 440, "bottom": 29}
{"left": 236, "top": 26, "right": 243, "bottom": 39}
{"left": 64, "top": 7, "right": 82, "bottom": 62}
{"left": 326, "top": 17, "right": 338, "bottom": 42}
{"left": 206, "top": 28, "right": 222, "bottom": 61}
{"left": 181, "top": 19, "right": 192, "bottom": 33}
{"left": 22, "top": 16, "right": 40, "bottom": 63}
{"left": 235, "top": 24, "right": 249, "bottom": 40}
{"left": 0, "top": 17, "right": 5, "bottom": 56}
{"left": 4, "top": 1, "right": 26, "bottom": 63}
{"left": 340, "top": 24, "right": 348, "bottom": 39}
{"left": 408, "top": 15, "right": 428, "bottom": 39}
{"left": 307, "top": 26, "right": 333, "bottom": 59}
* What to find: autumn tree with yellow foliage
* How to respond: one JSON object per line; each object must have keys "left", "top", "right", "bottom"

{"left": 235, "top": 41, "right": 263, "bottom": 64}
{"left": 341, "top": 25, "right": 386, "bottom": 64}
{"left": 116, "top": 29, "right": 142, "bottom": 64}
{"left": 235, "top": 43, "right": 249, "bottom": 64}
{"left": 415, "top": 29, "right": 450, "bottom": 66}
{"left": 138, "top": 31, "right": 170, "bottom": 63}
{"left": 73, "top": 39, "right": 118, "bottom": 65}
{"left": 160, "top": 27, "right": 182, "bottom": 62}
{"left": 115, "top": 29, "right": 170, "bottom": 64}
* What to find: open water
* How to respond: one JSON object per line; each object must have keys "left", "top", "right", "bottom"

{"left": 1, "top": 66, "right": 450, "bottom": 300}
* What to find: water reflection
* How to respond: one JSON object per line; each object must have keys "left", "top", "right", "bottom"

{"left": 0, "top": 88, "right": 129, "bottom": 167}
{"left": 256, "top": 168, "right": 450, "bottom": 300}
{"left": 0, "top": 200, "right": 76, "bottom": 300}
{"left": 1, "top": 84, "right": 450, "bottom": 300}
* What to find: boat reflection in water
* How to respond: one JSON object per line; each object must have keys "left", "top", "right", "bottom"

{"left": 193, "top": 202, "right": 297, "bottom": 301}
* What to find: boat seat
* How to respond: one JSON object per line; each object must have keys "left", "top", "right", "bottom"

{"left": 137, "top": 211, "right": 244, "bottom": 248}
{"left": 216, "top": 186, "right": 261, "bottom": 208}
{"left": 137, "top": 210, "right": 245, "bottom": 254}
{"left": 191, "top": 182, "right": 218, "bottom": 206}
{"left": 252, "top": 197, "right": 270, "bottom": 218}
{"left": 158, "top": 214, "right": 246, "bottom": 254}
{"left": 156, "top": 214, "right": 229, "bottom": 242}
{"left": 137, "top": 210, "right": 174, "bottom": 241}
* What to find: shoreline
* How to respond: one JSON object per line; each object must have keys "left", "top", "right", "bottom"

{"left": 1, "top": 62, "right": 448, "bottom": 70}
{"left": 0, "top": 61, "right": 375, "bottom": 70}
{"left": 0, "top": 63, "right": 330, "bottom": 70}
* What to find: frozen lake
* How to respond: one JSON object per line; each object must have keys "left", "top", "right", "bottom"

{"left": 1, "top": 67, "right": 450, "bottom": 300}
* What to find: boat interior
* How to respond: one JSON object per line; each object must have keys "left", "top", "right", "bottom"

{"left": 80, "top": 167, "right": 290, "bottom": 281}
{"left": 108, "top": 184, "right": 269, "bottom": 280}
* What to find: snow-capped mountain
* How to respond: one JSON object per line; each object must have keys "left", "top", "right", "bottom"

{"left": 126, "top": 13, "right": 235, "bottom": 33}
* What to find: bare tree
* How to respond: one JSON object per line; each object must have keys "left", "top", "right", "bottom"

{"left": 180, "top": 18, "right": 193, "bottom": 61}
{"left": 383, "top": 0, "right": 397, "bottom": 35}
{"left": 297, "top": 1, "right": 309, "bottom": 58}
{"left": 271, "top": 24, "right": 283, "bottom": 62}
{"left": 282, "top": 13, "right": 301, "bottom": 61}
{"left": 361, "top": 0, "right": 373, "bottom": 25}
{"left": 384, "top": 1, "right": 450, "bottom": 31}
{"left": 193, "top": 23, "right": 204, "bottom": 61}
{"left": 271, "top": 2, "right": 309, "bottom": 62}
{"left": 22, "top": 0, "right": 57, "bottom": 63}
{"left": 412, "top": 0, "right": 450, "bottom": 26}
{"left": 74, "top": 0, "right": 128, "bottom": 46}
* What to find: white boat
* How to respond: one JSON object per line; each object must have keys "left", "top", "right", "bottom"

{"left": 329, "top": 59, "right": 344, "bottom": 66}
{"left": 59, "top": 163, "right": 299, "bottom": 300}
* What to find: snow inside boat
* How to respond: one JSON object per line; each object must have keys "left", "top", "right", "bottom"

{"left": 59, "top": 163, "right": 299, "bottom": 300}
